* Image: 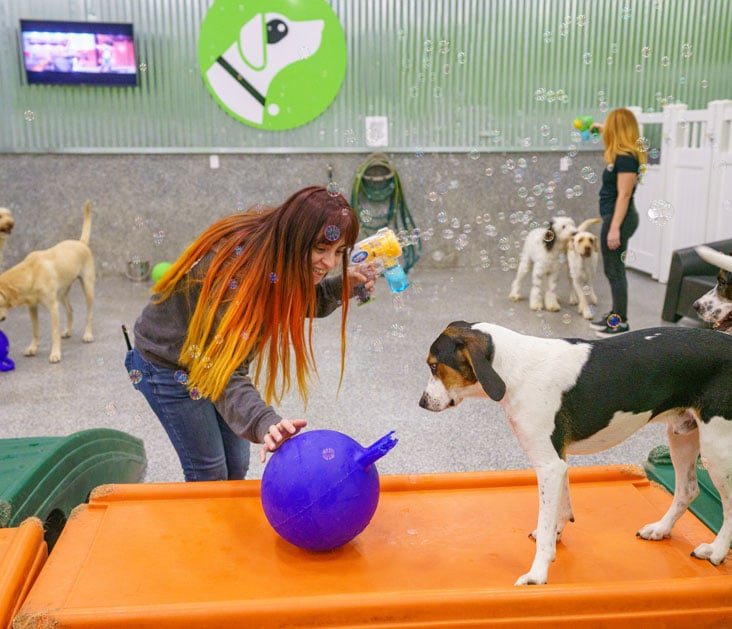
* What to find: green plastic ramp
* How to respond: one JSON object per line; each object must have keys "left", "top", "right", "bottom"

{"left": 0, "top": 429, "right": 146, "bottom": 548}
{"left": 644, "top": 444, "right": 725, "bottom": 542}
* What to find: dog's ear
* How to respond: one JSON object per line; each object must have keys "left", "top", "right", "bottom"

{"left": 239, "top": 13, "right": 266, "bottom": 70}
{"left": 460, "top": 329, "right": 507, "bottom": 401}
{"left": 592, "top": 235, "right": 599, "bottom": 252}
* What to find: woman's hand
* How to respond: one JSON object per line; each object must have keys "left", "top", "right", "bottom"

{"left": 260, "top": 418, "right": 307, "bottom": 463}
{"left": 607, "top": 225, "right": 621, "bottom": 250}
{"left": 348, "top": 262, "right": 377, "bottom": 299}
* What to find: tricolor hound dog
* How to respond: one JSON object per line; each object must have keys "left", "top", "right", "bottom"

{"left": 693, "top": 245, "right": 732, "bottom": 334}
{"left": 419, "top": 321, "right": 732, "bottom": 585}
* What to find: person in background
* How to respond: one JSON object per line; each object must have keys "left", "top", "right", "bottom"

{"left": 125, "top": 186, "right": 375, "bottom": 481}
{"left": 589, "top": 108, "right": 647, "bottom": 337}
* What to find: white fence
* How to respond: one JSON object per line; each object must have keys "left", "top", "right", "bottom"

{"left": 627, "top": 100, "right": 732, "bottom": 283}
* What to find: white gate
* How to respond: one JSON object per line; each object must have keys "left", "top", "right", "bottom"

{"left": 627, "top": 100, "right": 732, "bottom": 283}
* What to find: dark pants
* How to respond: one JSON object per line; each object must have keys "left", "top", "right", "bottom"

{"left": 600, "top": 209, "right": 639, "bottom": 321}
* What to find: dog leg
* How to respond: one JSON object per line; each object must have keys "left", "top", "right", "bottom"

{"left": 60, "top": 288, "right": 73, "bottom": 338}
{"left": 543, "top": 270, "right": 560, "bottom": 311}
{"left": 46, "top": 298, "right": 63, "bottom": 363}
{"left": 691, "top": 416, "right": 732, "bottom": 565}
{"left": 24, "top": 305, "right": 40, "bottom": 357}
{"left": 80, "top": 271, "right": 94, "bottom": 343}
{"left": 573, "top": 280, "right": 593, "bottom": 319}
{"left": 516, "top": 457, "right": 568, "bottom": 585}
{"left": 528, "top": 265, "right": 547, "bottom": 311}
{"left": 509, "top": 258, "right": 530, "bottom": 302}
{"left": 586, "top": 267, "right": 598, "bottom": 305}
{"left": 557, "top": 469, "right": 575, "bottom": 536}
{"left": 637, "top": 425, "right": 699, "bottom": 541}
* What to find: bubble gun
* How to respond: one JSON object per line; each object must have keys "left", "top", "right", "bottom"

{"left": 573, "top": 116, "right": 599, "bottom": 141}
{"left": 349, "top": 227, "right": 410, "bottom": 303}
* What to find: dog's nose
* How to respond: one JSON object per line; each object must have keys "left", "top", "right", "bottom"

{"left": 692, "top": 299, "right": 701, "bottom": 312}
{"left": 418, "top": 394, "right": 428, "bottom": 408}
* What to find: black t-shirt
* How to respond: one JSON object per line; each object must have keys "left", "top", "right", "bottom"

{"left": 599, "top": 153, "right": 640, "bottom": 217}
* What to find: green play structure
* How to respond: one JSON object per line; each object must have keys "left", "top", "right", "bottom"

{"left": 0, "top": 429, "right": 147, "bottom": 548}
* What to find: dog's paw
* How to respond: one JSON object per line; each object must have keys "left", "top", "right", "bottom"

{"left": 48, "top": 353, "right": 61, "bottom": 363}
{"left": 691, "top": 542, "right": 727, "bottom": 565}
{"left": 83, "top": 333, "right": 94, "bottom": 343}
{"left": 62, "top": 330, "right": 72, "bottom": 339}
{"left": 636, "top": 522, "right": 672, "bottom": 541}
{"left": 23, "top": 346, "right": 37, "bottom": 357}
{"left": 544, "top": 301, "right": 560, "bottom": 312}
{"left": 514, "top": 572, "right": 547, "bottom": 586}
{"left": 568, "top": 294, "right": 578, "bottom": 305}
{"left": 508, "top": 292, "right": 522, "bottom": 302}
{"left": 581, "top": 308, "right": 593, "bottom": 320}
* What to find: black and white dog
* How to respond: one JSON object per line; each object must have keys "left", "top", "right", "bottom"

{"left": 694, "top": 245, "right": 732, "bottom": 333}
{"left": 419, "top": 321, "right": 732, "bottom": 585}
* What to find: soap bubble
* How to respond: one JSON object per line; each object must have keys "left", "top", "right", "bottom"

{"left": 607, "top": 313, "right": 622, "bottom": 328}
{"left": 647, "top": 199, "right": 675, "bottom": 225}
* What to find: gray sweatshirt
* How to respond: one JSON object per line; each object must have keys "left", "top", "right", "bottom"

{"left": 132, "top": 260, "right": 345, "bottom": 444}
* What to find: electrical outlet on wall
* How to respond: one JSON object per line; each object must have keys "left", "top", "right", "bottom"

{"left": 365, "top": 116, "right": 388, "bottom": 147}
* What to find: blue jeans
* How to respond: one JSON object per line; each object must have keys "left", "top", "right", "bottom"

{"left": 125, "top": 348, "right": 250, "bottom": 481}
{"left": 600, "top": 208, "right": 639, "bottom": 321}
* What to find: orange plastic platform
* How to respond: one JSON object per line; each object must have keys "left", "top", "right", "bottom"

{"left": 15, "top": 466, "right": 732, "bottom": 628}
{"left": 0, "top": 518, "right": 47, "bottom": 629}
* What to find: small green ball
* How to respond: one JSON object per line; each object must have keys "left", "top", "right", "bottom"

{"left": 151, "top": 262, "right": 172, "bottom": 283}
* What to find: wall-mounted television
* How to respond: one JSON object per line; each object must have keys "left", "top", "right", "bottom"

{"left": 20, "top": 19, "right": 138, "bottom": 87}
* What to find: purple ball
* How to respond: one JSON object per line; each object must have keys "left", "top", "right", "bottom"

{"left": 0, "top": 330, "right": 14, "bottom": 372}
{"left": 261, "top": 429, "right": 397, "bottom": 551}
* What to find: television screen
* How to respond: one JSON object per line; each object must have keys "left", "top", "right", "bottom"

{"left": 20, "top": 19, "right": 138, "bottom": 86}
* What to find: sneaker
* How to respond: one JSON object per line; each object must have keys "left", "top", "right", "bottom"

{"left": 589, "top": 311, "right": 612, "bottom": 330}
{"left": 595, "top": 321, "right": 630, "bottom": 337}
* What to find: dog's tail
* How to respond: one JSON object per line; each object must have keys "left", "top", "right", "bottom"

{"left": 696, "top": 245, "right": 732, "bottom": 272}
{"left": 576, "top": 217, "right": 602, "bottom": 232}
{"left": 79, "top": 201, "right": 92, "bottom": 245}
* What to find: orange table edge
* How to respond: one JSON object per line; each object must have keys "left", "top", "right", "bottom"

{"left": 14, "top": 466, "right": 732, "bottom": 628}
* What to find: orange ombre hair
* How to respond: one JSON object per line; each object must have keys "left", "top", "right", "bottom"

{"left": 602, "top": 108, "right": 648, "bottom": 169}
{"left": 152, "top": 186, "right": 360, "bottom": 405}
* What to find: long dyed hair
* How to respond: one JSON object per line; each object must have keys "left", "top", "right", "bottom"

{"left": 602, "top": 108, "right": 648, "bottom": 168}
{"left": 153, "top": 186, "right": 360, "bottom": 405}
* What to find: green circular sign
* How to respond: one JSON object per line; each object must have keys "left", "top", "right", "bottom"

{"left": 198, "top": 0, "right": 347, "bottom": 130}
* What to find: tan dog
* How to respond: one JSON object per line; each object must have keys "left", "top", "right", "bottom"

{"left": 0, "top": 201, "right": 94, "bottom": 363}
{"left": 567, "top": 218, "right": 602, "bottom": 319}
{"left": 0, "top": 207, "right": 14, "bottom": 269}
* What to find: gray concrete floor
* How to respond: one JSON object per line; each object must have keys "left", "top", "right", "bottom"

{"left": 0, "top": 264, "right": 701, "bottom": 483}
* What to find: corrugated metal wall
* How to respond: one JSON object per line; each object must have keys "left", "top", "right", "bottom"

{"left": 1, "top": 0, "right": 730, "bottom": 153}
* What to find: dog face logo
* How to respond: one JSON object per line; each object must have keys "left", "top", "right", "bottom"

{"left": 199, "top": 0, "right": 346, "bottom": 130}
